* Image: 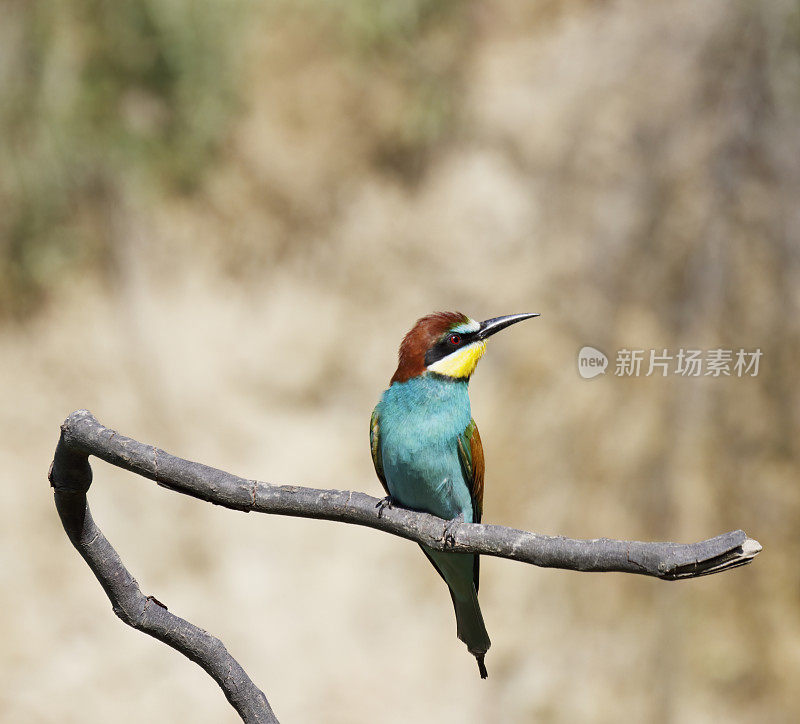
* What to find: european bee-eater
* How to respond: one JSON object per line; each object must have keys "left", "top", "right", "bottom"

{"left": 370, "top": 311, "right": 539, "bottom": 678}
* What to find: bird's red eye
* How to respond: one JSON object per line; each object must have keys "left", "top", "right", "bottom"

{"left": 448, "top": 334, "right": 461, "bottom": 346}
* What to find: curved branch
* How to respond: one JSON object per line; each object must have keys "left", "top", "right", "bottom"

{"left": 56, "top": 409, "right": 761, "bottom": 578}
{"left": 50, "top": 409, "right": 761, "bottom": 721}
{"left": 49, "top": 414, "right": 277, "bottom": 724}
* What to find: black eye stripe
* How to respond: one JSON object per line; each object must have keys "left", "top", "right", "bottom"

{"left": 424, "top": 330, "right": 478, "bottom": 367}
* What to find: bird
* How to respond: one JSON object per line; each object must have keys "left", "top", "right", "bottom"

{"left": 369, "top": 311, "right": 539, "bottom": 678}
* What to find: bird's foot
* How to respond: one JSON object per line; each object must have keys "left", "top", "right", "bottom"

{"left": 441, "top": 513, "right": 466, "bottom": 549}
{"left": 375, "top": 496, "right": 394, "bottom": 519}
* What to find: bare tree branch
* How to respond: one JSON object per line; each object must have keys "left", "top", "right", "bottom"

{"left": 50, "top": 409, "right": 762, "bottom": 721}
{"left": 49, "top": 414, "right": 277, "bottom": 724}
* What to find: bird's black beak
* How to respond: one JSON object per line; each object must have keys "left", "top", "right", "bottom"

{"left": 477, "top": 313, "right": 540, "bottom": 340}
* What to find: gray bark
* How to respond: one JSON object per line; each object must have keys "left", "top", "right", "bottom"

{"left": 49, "top": 409, "right": 761, "bottom": 723}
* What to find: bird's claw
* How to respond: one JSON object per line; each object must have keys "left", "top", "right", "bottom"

{"left": 376, "top": 496, "right": 394, "bottom": 518}
{"left": 441, "top": 513, "right": 466, "bottom": 549}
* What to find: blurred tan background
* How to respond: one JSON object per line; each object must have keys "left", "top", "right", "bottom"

{"left": 2, "top": 0, "right": 799, "bottom": 722}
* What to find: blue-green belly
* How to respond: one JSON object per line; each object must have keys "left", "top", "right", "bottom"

{"left": 376, "top": 375, "right": 474, "bottom": 523}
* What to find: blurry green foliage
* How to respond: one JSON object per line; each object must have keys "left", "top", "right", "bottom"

{"left": 303, "top": 0, "right": 469, "bottom": 180}
{"left": 0, "top": 0, "right": 472, "bottom": 318}
{"left": 336, "top": 0, "right": 464, "bottom": 55}
{"left": 0, "top": 0, "right": 245, "bottom": 318}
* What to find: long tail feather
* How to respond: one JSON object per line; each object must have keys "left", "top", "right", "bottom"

{"left": 452, "top": 587, "right": 491, "bottom": 678}
{"left": 421, "top": 545, "right": 491, "bottom": 678}
{"left": 476, "top": 653, "right": 488, "bottom": 679}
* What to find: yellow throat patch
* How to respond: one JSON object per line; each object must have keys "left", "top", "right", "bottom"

{"left": 427, "top": 340, "right": 487, "bottom": 379}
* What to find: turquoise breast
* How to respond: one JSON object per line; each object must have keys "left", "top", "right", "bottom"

{"left": 376, "top": 374, "right": 474, "bottom": 522}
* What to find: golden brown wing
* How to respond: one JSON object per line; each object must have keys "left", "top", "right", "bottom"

{"left": 457, "top": 419, "right": 485, "bottom": 524}
{"left": 457, "top": 419, "right": 486, "bottom": 591}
